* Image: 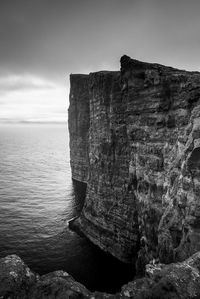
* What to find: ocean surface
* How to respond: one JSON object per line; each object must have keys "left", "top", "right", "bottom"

{"left": 0, "top": 123, "right": 134, "bottom": 293}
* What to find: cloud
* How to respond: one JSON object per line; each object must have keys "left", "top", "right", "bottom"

{"left": 0, "top": 74, "right": 57, "bottom": 95}
{"left": 0, "top": 74, "right": 68, "bottom": 123}
{"left": 1, "top": 0, "right": 200, "bottom": 79}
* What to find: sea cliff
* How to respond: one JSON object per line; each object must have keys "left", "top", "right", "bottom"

{"left": 69, "top": 55, "right": 200, "bottom": 271}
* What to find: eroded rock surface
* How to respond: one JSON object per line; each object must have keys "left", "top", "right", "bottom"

{"left": 121, "top": 252, "right": 200, "bottom": 298}
{"left": 2, "top": 253, "right": 200, "bottom": 298}
{"left": 0, "top": 254, "right": 36, "bottom": 298}
{"left": 69, "top": 55, "right": 200, "bottom": 269}
{"left": 0, "top": 255, "right": 93, "bottom": 299}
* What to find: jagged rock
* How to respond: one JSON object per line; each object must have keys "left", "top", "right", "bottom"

{"left": 121, "top": 251, "right": 200, "bottom": 298}
{"left": 0, "top": 255, "right": 92, "bottom": 299}
{"left": 29, "top": 271, "right": 91, "bottom": 299}
{"left": 69, "top": 56, "right": 200, "bottom": 271}
{"left": 2, "top": 253, "right": 200, "bottom": 298}
{"left": 0, "top": 255, "right": 37, "bottom": 298}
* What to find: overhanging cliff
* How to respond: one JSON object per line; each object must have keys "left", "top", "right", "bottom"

{"left": 68, "top": 55, "right": 200, "bottom": 268}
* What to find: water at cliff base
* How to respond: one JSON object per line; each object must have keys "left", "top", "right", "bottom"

{"left": 0, "top": 123, "right": 134, "bottom": 293}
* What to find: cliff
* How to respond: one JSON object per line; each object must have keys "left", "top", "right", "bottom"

{"left": 68, "top": 55, "right": 200, "bottom": 270}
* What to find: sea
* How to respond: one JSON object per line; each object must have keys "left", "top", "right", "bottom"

{"left": 0, "top": 123, "right": 134, "bottom": 293}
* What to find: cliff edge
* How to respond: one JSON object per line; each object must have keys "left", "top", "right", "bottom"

{"left": 68, "top": 55, "right": 200, "bottom": 270}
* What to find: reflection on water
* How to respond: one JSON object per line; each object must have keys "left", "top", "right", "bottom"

{"left": 0, "top": 124, "right": 134, "bottom": 292}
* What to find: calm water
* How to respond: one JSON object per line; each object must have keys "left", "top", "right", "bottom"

{"left": 0, "top": 123, "right": 134, "bottom": 292}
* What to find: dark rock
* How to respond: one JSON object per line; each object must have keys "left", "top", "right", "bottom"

{"left": 2, "top": 253, "right": 200, "bottom": 298}
{"left": 29, "top": 271, "right": 91, "bottom": 299}
{"left": 122, "top": 251, "right": 200, "bottom": 298}
{"left": 0, "top": 255, "right": 37, "bottom": 298}
{"left": 0, "top": 255, "right": 92, "bottom": 299}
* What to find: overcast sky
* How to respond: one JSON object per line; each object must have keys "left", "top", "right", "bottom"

{"left": 1, "top": 0, "right": 200, "bottom": 123}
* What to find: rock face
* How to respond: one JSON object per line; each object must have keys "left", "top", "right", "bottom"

{"left": 2, "top": 253, "right": 200, "bottom": 298}
{"left": 68, "top": 74, "right": 90, "bottom": 183}
{"left": 69, "top": 55, "right": 200, "bottom": 268}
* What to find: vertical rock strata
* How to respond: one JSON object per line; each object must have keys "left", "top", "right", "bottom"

{"left": 68, "top": 74, "right": 89, "bottom": 183}
{"left": 69, "top": 55, "right": 200, "bottom": 268}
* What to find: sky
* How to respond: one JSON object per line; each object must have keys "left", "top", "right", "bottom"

{"left": 0, "top": 0, "right": 200, "bottom": 123}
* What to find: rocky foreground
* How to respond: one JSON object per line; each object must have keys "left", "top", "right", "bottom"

{"left": 1, "top": 252, "right": 200, "bottom": 298}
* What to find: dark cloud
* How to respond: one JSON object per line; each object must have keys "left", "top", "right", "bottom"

{"left": 0, "top": 0, "right": 138, "bottom": 79}
{"left": 1, "top": 0, "right": 200, "bottom": 122}
{"left": 1, "top": 0, "right": 200, "bottom": 81}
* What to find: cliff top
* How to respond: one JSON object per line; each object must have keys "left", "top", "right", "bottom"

{"left": 70, "top": 55, "right": 200, "bottom": 78}
{"left": 120, "top": 54, "right": 200, "bottom": 75}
